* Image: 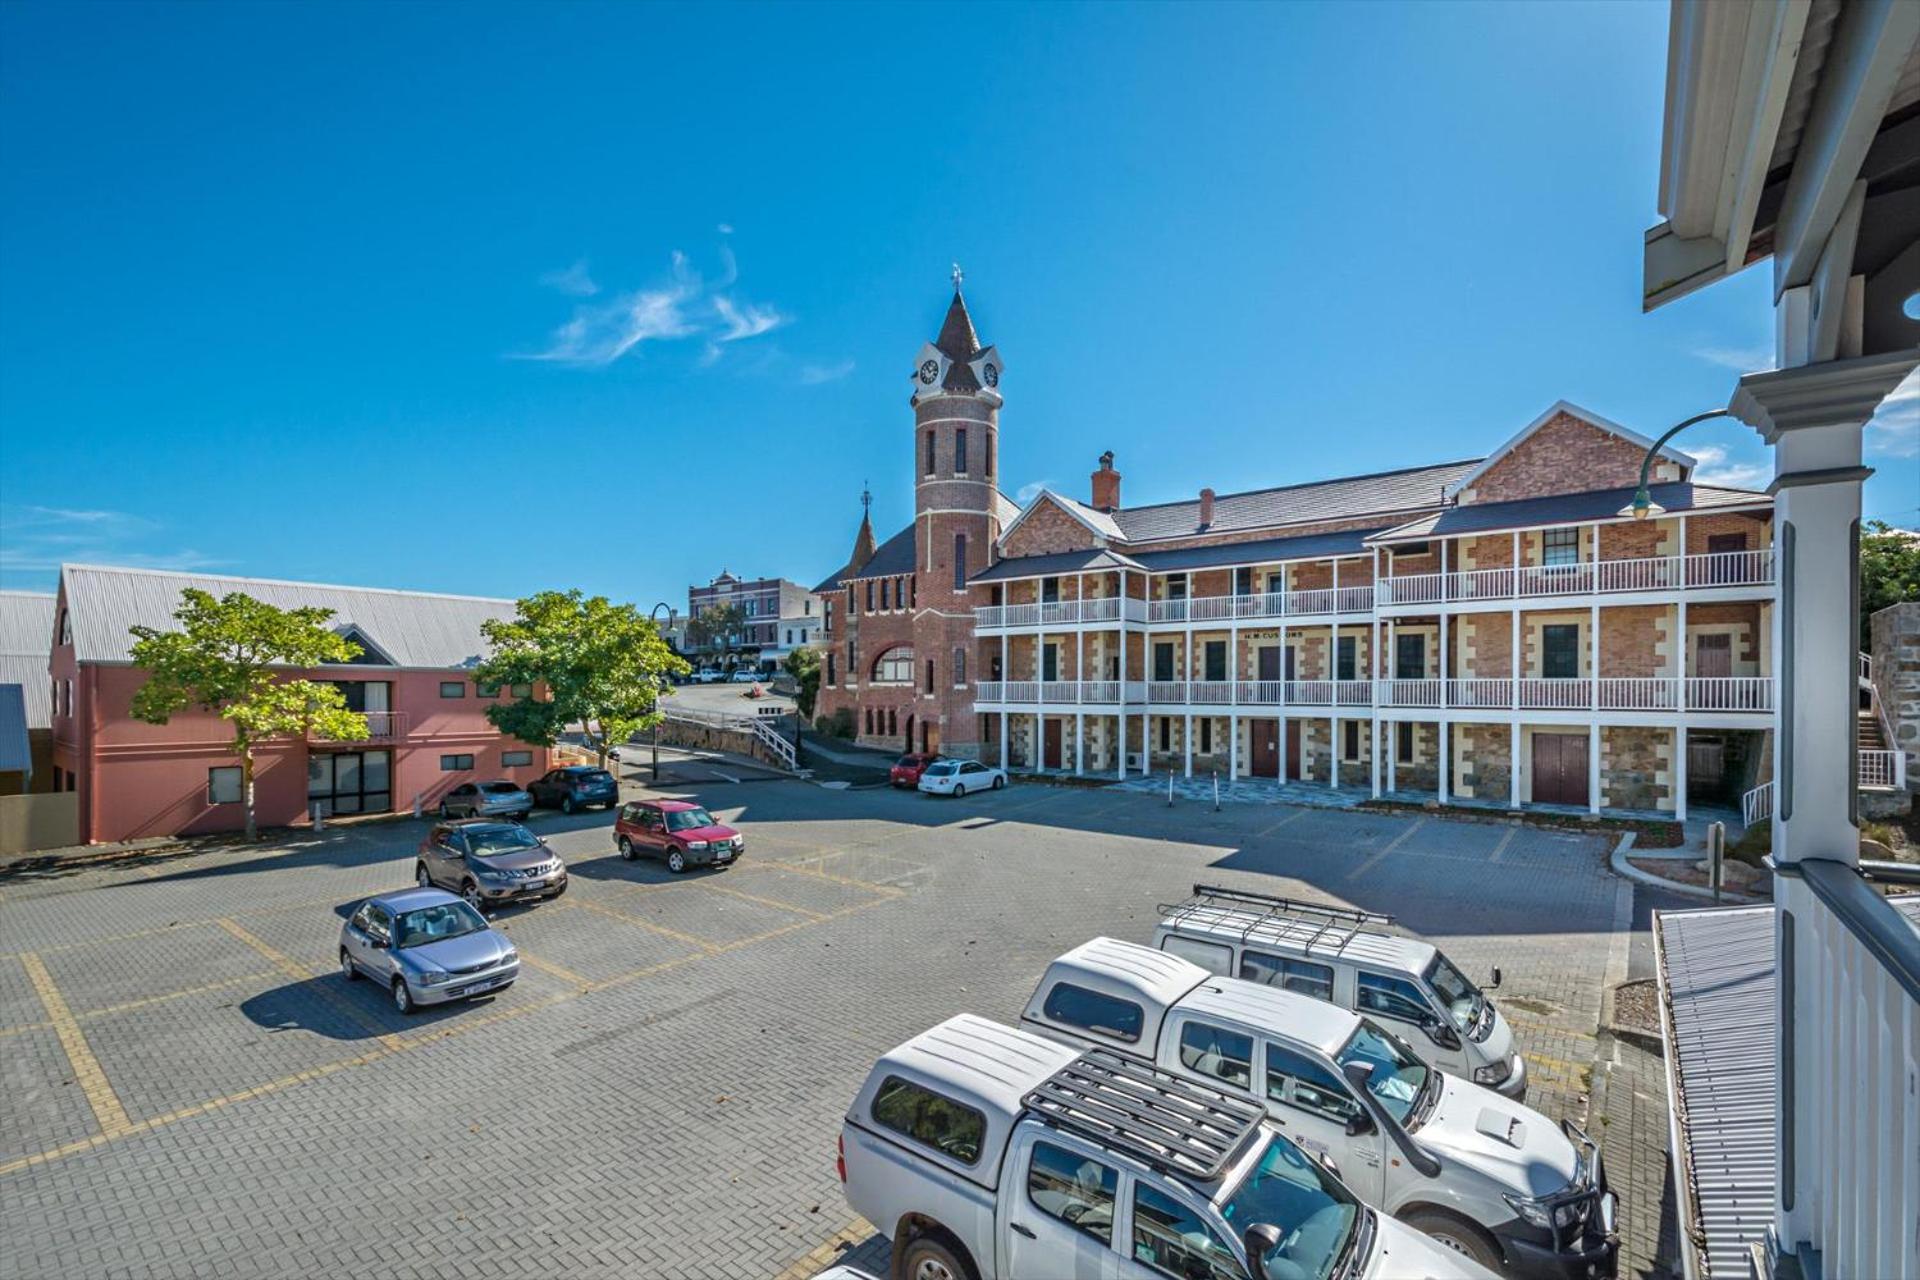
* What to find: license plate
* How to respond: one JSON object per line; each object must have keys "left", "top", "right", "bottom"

{"left": 523, "top": 880, "right": 547, "bottom": 892}
{"left": 716, "top": 850, "right": 735, "bottom": 863}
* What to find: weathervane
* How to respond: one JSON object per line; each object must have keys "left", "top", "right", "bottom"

{"left": 951, "top": 262, "right": 964, "bottom": 291}
{"left": 861, "top": 481, "right": 871, "bottom": 514}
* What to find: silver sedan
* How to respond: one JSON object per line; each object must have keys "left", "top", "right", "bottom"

{"left": 339, "top": 888, "right": 519, "bottom": 1014}
{"left": 438, "top": 780, "right": 532, "bottom": 820}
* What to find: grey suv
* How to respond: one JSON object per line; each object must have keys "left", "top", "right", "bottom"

{"left": 415, "top": 820, "right": 568, "bottom": 911}
{"left": 338, "top": 888, "right": 519, "bottom": 1014}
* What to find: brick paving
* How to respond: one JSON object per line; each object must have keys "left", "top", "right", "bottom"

{"left": 0, "top": 775, "right": 1681, "bottom": 1278}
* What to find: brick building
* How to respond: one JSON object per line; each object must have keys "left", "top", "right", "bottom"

{"left": 815, "top": 287, "right": 1783, "bottom": 818}
{"left": 686, "top": 571, "right": 811, "bottom": 669}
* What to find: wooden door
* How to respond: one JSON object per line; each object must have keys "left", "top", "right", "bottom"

{"left": 1695, "top": 633, "right": 1732, "bottom": 678}
{"left": 1285, "top": 725, "right": 1302, "bottom": 781}
{"left": 1531, "top": 733, "right": 1589, "bottom": 807}
{"left": 1250, "top": 720, "right": 1279, "bottom": 778}
{"left": 1687, "top": 736, "right": 1725, "bottom": 799}
{"left": 1043, "top": 719, "right": 1063, "bottom": 770}
{"left": 1257, "top": 648, "right": 1281, "bottom": 681}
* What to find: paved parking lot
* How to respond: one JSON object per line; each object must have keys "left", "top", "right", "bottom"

{"left": 0, "top": 774, "right": 1678, "bottom": 1279}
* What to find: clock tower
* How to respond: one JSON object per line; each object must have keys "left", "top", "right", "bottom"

{"left": 910, "top": 277, "right": 1002, "bottom": 606}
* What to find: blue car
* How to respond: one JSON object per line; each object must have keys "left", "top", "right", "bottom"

{"left": 338, "top": 887, "right": 519, "bottom": 1015}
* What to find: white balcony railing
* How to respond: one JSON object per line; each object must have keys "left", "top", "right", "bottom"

{"left": 973, "top": 675, "right": 1774, "bottom": 713}
{"left": 974, "top": 597, "right": 1144, "bottom": 629}
{"left": 972, "top": 680, "right": 1136, "bottom": 705}
{"left": 1380, "top": 678, "right": 1443, "bottom": 708}
{"left": 1147, "top": 586, "right": 1375, "bottom": 624}
{"left": 1685, "top": 676, "right": 1773, "bottom": 712}
{"left": 1861, "top": 749, "right": 1907, "bottom": 791}
{"left": 1378, "top": 548, "right": 1775, "bottom": 606}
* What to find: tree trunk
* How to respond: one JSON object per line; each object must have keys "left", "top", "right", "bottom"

{"left": 241, "top": 744, "right": 258, "bottom": 842}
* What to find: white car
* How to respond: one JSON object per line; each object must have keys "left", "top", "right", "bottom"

{"left": 916, "top": 758, "right": 1006, "bottom": 796}
{"left": 730, "top": 668, "right": 763, "bottom": 683}
{"left": 693, "top": 669, "right": 723, "bottom": 684}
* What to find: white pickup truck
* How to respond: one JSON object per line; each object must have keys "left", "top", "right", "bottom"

{"left": 1020, "top": 939, "right": 1617, "bottom": 1279}
{"left": 839, "top": 1013, "right": 1495, "bottom": 1280}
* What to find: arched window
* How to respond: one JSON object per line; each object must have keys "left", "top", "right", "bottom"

{"left": 871, "top": 647, "right": 915, "bottom": 685}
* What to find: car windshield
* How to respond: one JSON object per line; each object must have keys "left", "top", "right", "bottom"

{"left": 480, "top": 782, "right": 522, "bottom": 795}
{"left": 463, "top": 825, "right": 540, "bottom": 857}
{"left": 1335, "top": 1021, "right": 1432, "bottom": 1128}
{"left": 665, "top": 808, "right": 717, "bottom": 832}
{"left": 924, "top": 762, "right": 958, "bottom": 776}
{"left": 895, "top": 755, "right": 925, "bottom": 767}
{"left": 1424, "top": 953, "right": 1485, "bottom": 1032}
{"left": 1220, "top": 1134, "right": 1362, "bottom": 1280}
{"left": 394, "top": 901, "right": 490, "bottom": 948}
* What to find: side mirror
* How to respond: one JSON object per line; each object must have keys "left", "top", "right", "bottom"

{"left": 1488, "top": 966, "right": 1503, "bottom": 990}
{"left": 1344, "top": 1110, "right": 1374, "bottom": 1137}
{"left": 1242, "top": 1224, "right": 1283, "bottom": 1280}
{"left": 1424, "top": 1017, "right": 1462, "bottom": 1051}
{"left": 369, "top": 938, "right": 388, "bottom": 951}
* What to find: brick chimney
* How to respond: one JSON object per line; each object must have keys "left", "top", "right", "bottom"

{"left": 1198, "top": 487, "right": 1216, "bottom": 529}
{"left": 1091, "top": 451, "right": 1121, "bottom": 511}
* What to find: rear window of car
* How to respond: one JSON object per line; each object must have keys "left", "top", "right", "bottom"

{"left": 896, "top": 755, "right": 925, "bottom": 767}
{"left": 481, "top": 782, "right": 521, "bottom": 794}
{"left": 924, "top": 762, "right": 958, "bottom": 776}
{"left": 870, "top": 1076, "right": 986, "bottom": 1166}
{"left": 1042, "top": 982, "right": 1145, "bottom": 1043}
{"left": 572, "top": 770, "right": 612, "bottom": 784}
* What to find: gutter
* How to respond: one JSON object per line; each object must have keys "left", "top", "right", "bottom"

{"left": 1652, "top": 910, "right": 1708, "bottom": 1280}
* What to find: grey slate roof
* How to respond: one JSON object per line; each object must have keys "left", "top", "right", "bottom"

{"left": 1110, "top": 459, "right": 1481, "bottom": 542}
{"left": 61, "top": 565, "right": 520, "bottom": 670}
{"left": 1369, "top": 481, "right": 1770, "bottom": 544}
{"left": 815, "top": 492, "right": 1018, "bottom": 594}
{"left": 0, "top": 592, "right": 55, "bottom": 729}
{"left": 1656, "top": 904, "right": 1777, "bottom": 1280}
{"left": 0, "top": 685, "right": 29, "bottom": 775}
{"left": 1132, "top": 527, "right": 1388, "bottom": 573}
{"left": 970, "top": 548, "right": 1147, "bottom": 584}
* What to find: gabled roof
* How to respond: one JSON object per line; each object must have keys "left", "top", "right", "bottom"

{"left": 1443, "top": 401, "right": 1694, "bottom": 501}
{"left": 0, "top": 592, "right": 56, "bottom": 730}
{"left": 60, "top": 564, "right": 520, "bottom": 670}
{"left": 1111, "top": 459, "right": 1480, "bottom": 543}
{"left": 1368, "top": 481, "right": 1769, "bottom": 544}
{"left": 999, "top": 489, "right": 1125, "bottom": 549}
{"left": 1131, "top": 527, "right": 1387, "bottom": 574}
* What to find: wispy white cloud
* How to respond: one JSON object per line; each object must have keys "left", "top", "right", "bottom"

{"left": 519, "top": 245, "right": 785, "bottom": 367}
{"left": 1692, "top": 343, "right": 1775, "bottom": 373}
{"left": 538, "top": 259, "right": 599, "bottom": 297}
{"left": 799, "top": 359, "right": 855, "bottom": 385}
{"left": 713, "top": 295, "right": 785, "bottom": 342}
{"left": 1015, "top": 481, "right": 1054, "bottom": 505}
{"left": 1866, "top": 370, "right": 1919, "bottom": 459}
{"left": 1688, "top": 444, "right": 1769, "bottom": 490}
{"left": 0, "top": 505, "right": 230, "bottom": 588}
{"left": 716, "top": 222, "right": 734, "bottom": 236}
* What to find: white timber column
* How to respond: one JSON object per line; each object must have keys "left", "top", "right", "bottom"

{"left": 1032, "top": 712, "right": 1041, "bottom": 773}
{"left": 1674, "top": 725, "right": 1687, "bottom": 823}
{"left": 1329, "top": 715, "right": 1339, "bottom": 791}
{"left": 998, "top": 710, "right": 1008, "bottom": 769}
{"left": 1075, "top": 712, "right": 1085, "bottom": 776}
{"left": 1439, "top": 540, "right": 1451, "bottom": 712}
{"left": 1229, "top": 715, "right": 1239, "bottom": 780}
{"left": 1589, "top": 599, "right": 1600, "bottom": 712}
{"left": 1118, "top": 570, "right": 1130, "bottom": 778}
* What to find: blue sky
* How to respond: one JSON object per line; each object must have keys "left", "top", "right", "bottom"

{"left": 1, "top": 1, "right": 1913, "bottom": 608}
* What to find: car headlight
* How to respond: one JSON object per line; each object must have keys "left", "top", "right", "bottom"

{"left": 478, "top": 867, "right": 515, "bottom": 882}
{"left": 686, "top": 840, "right": 709, "bottom": 851}
{"left": 501, "top": 948, "right": 519, "bottom": 966}
{"left": 1502, "top": 1193, "right": 1552, "bottom": 1231}
{"left": 416, "top": 968, "right": 456, "bottom": 986}
{"left": 1474, "top": 1059, "right": 1511, "bottom": 1086}
{"left": 1502, "top": 1192, "right": 1589, "bottom": 1232}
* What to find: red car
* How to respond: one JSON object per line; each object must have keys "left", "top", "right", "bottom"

{"left": 613, "top": 800, "right": 743, "bottom": 874}
{"left": 889, "top": 753, "right": 944, "bottom": 788}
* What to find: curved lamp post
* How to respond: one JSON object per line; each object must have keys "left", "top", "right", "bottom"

{"left": 649, "top": 602, "right": 676, "bottom": 782}
{"left": 1624, "top": 408, "right": 1741, "bottom": 520}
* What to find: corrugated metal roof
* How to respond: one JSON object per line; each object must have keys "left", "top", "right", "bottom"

{"left": 1371, "top": 482, "right": 1769, "bottom": 544}
{"left": 1111, "top": 459, "right": 1480, "bottom": 543}
{"left": 0, "top": 684, "right": 29, "bottom": 775}
{"left": 0, "top": 592, "right": 55, "bottom": 729}
{"left": 0, "top": 656, "right": 50, "bottom": 729}
{"left": 61, "top": 564, "right": 520, "bottom": 670}
{"left": 1656, "top": 904, "right": 1777, "bottom": 1280}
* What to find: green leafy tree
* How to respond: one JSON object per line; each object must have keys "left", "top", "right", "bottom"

{"left": 685, "top": 602, "right": 746, "bottom": 669}
{"left": 783, "top": 645, "right": 821, "bottom": 719}
{"left": 1861, "top": 519, "right": 1920, "bottom": 646}
{"left": 128, "top": 590, "right": 370, "bottom": 841}
{"left": 475, "top": 590, "right": 689, "bottom": 766}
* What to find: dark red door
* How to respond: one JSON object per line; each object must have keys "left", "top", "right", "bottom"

{"left": 1251, "top": 720, "right": 1279, "bottom": 778}
{"left": 1531, "top": 733, "right": 1589, "bottom": 807}
{"left": 1285, "top": 724, "right": 1302, "bottom": 781}
{"left": 1043, "top": 720, "right": 1064, "bottom": 770}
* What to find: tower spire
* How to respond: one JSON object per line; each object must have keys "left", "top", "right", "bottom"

{"left": 848, "top": 481, "right": 877, "bottom": 570}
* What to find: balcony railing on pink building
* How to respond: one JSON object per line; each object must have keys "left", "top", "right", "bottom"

{"left": 1377, "top": 548, "right": 1774, "bottom": 606}
{"left": 354, "top": 711, "right": 408, "bottom": 739}
{"left": 1376, "top": 676, "right": 1772, "bottom": 712}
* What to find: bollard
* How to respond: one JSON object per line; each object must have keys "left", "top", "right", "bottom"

{"left": 1213, "top": 771, "right": 1220, "bottom": 812}
{"left": 1167, "top": 770, "right": 1175, "bottom": 807}
{"left": 1708, "top": 820, "right": 1726, "bottom": 903}
{"left": 310, "top": 802, "right": 325, "bottom": 832}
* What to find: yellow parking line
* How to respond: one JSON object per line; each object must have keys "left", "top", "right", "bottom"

{"left": 77, "top": 970, "right": 278, "bottom": 1021}
{"left": 514, "top": 950, "right": 592, "bottom": 989}
{"left": 694, "top": 880, "right": 828, "bottom": 920}
{"left": 773, "top": 1217, "right": 876, "bottom": 1280}
{"left": 1343, "top": 819, "right": 1426, "bottom": 881}
{"left": 744, "top": 858, "right": 906, "bottom": 898}
{"left": 565, "top": 897, "right": 722, "bottom": 954}
{"left": 21, "top": 953, "right": 131, "bottom": 1137}
{"left": 0, "top": 1019, "right": 53, "bottom": 1040}
{"left": 215, "top": 919, "right": 404, "bottom": 1050}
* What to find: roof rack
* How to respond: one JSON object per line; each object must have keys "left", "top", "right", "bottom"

{"left": 1158, "top": 884, "right": 1396, "bottom": 955}
{"left": 1022, "top": 1048, "right": 1265, "bottom": 1183}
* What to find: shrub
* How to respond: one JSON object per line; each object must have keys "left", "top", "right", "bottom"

{"left": 815, "top": 707, "right": 855, "bottom": 739}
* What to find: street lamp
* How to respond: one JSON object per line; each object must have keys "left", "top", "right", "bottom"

{"left": 649, "top": 602, "right": 676, "bottom": 783}
{"left": 1623, "top": 408, "right": 1739, "bottom": 520}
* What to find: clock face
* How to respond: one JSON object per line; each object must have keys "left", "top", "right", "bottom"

{"left": 918, "top": 359, "right": 939, "bottom": 385}
{"left": 982, "top": 363, "right": 999, "bottom": 388}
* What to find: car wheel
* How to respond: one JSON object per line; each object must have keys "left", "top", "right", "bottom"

{"left": 462, "top": 880, "right": 485, "bottom": 912}
{"left": 339, "top": 949, "right": 358, "bottom": 982}
{"left": 618, "top": 835, "right": 636, "bottom": 861}
{"left": 391, "top": 978, "right": 416, "bottom": 1015}
{"left": 415, "top": 862, "right": 433, "bottom": 889}
{"left": 992, "top": 775, "right": 1005, "bottom": 790}
{"left": 437, "top": 801, "right": 450, "bottom": 818}
{"left": 562, "top": 796, "right": 575, "bottom": 815}
{"left": 898, "top": 1236, "right": 971, "bottom": 1280}
{"left": 1401, "top": 1210, "right": 1503, "bottom": 1273}
{"left": 953, "top": 783, "right": 967, "bottom": 798}
{"left": 666, "top": 849, "right": 687, "bottom": 874}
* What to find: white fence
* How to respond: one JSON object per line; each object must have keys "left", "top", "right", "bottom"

{"left": 1379, "top": 548, "right": 1775, "bottom": 606}
{"left": 974, "top": 597, "right": 1145, "bottom": 629}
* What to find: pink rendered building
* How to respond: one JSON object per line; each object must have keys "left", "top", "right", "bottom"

{"left": 47, "top": 564, "right": 550, "bottom": 844}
